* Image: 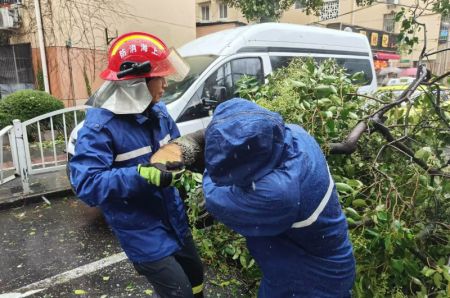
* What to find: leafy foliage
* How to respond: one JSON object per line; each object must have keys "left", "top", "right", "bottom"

{"left": 179, "top": 172, "right": 261, "bottom": 296}
{"left": 0, "top": 90, "right": 64, "bottom": 128}
{"left": 183, "top": 58, "right": 450, "bottom": 297}
{"left": 222, "top": 0, "right": 297, "bottom": 21}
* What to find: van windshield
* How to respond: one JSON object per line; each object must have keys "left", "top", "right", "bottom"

{"left": 161, "top": 55, "right": 218, "bottom": 104}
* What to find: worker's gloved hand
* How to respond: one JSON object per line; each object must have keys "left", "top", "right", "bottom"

{"left": 137, "top": 162, "right": 185, "bottom": 187}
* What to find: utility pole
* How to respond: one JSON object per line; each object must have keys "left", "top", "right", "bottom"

{"left": 33, "top": 0, "right": 50, "bottom": 93}
{"left": 66, "top": 38, "right": 76, "bottom": 106}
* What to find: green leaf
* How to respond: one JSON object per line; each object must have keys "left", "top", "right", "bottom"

{"left": 377, "top": 211, "right": 387, "bottom": 221}
{"left": 232, "top": 251, "right": 240, "bottom": 260}
{"left": 384, "top": 235, "right": 392, "bottom": 251}
{"left": 239, "top": 255, "right": 247, "bottom": 268}
{"left": 336, "top": 182, "right": 354, "bottom": 193}
{"left": 144, "top": 289, "right": 154, "bottom": 295}
{"left": 365, "top": 229, "right": 379, "bottom": 238}
{"left": 74, "top": 290, "right": 87, "bottom": 295}
{"left": 102, "top": 276, "right": 110, "bottom": 281}
{"left": 248, "top": 258, "right": 255, "bottom": 269}
{"left": 326, "top": 120, "right": 335, "bottom": 133}
{"left": 290, "top": 80, "right": 307, "bottom": 88}
{"left": 414, "top": 147, "right": 432, "bottom": 160}
{"left": 348, "top": 112, "right": 359, "bottom": 120}
{"left": 346, "top": 179, "right": 363, "bottom": 189}
{"left": 322, "top": 110, "right": 333, "bottom": 118}
{"left": 422, "top": 267, "right": 436, "bottom": 277}
{"left": 392, "top": 259, "right": 404, "bottom": 272}
{"left": 442, "top": 268, "right": 450, "bottom": 281}
{"left": 224, "top": 246, "right": 235, "bottom": 255}
{"left": 317, "top": 98, "right": 332, "bottom": 105}
{"left": 346, "top": 217, "right": 356, "bottom": 226}
{"left": 352, "top": 199, "right": 367, "bottom": 208}
{"left": 315, "top": 85, "right": 337, "bottom": 97}
{"left": 433, "top": 272, "right": 442, "bottom": 288}
{"left": 411, "top": 277, "right": 423, "bottom": 286}
{"left": 345, "top": 207, "right": 361, "bottom": 220}
{"left": 192, "top": 173, "right": 203, "bottom": 183}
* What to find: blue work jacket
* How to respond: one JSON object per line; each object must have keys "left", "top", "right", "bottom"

{"left": 203, "top": 98, "right": 355, "bottom": 297}
{"left": 69, "top": 102, "right": 189, "bottom": 263}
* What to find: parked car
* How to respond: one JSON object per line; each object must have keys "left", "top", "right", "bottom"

{"left": 67, "top": 22, "right": 377, "bottom": 161}
{"left": 376, "top": 84, "right": 450, "bottom": 101}
{"left": 385, "top": 76, "right": 415, "bottom": 86}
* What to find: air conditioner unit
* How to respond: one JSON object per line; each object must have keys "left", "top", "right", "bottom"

{"left": 386, "top": 0, "right": 399, "bottom": 5}
{"left": 0, "top": 7, "right": 20, "bottom": 30}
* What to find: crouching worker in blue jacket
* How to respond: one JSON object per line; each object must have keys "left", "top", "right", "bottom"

{"left": 201, "top": 98, "right": 355, "bottom": 297}
{"left": 69, "top": 32, "right": 204, "bottom": 298}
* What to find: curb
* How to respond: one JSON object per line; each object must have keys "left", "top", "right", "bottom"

{"left": 0, "top": 188, "right": 74, "bottom": 211}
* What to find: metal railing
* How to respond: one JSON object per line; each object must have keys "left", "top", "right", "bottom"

{"left": 0, "top": 105, "right": 88, "bottom": 195}
{"left": 0, "top": 124, "right": 19, "bottom": 185}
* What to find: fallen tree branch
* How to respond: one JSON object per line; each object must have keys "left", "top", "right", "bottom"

{"left": 329, "top": 121, "right": 367, "bottom": 154}
{"left": 371, "top": 117, "right": 449, "bottom": 177}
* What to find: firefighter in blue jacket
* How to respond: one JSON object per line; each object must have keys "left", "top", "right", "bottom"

{"left": 69, "top": 32, "right": 204, "bottom": 298}
{"left": 202, "top": 98, "right": 356, "bottom": 297}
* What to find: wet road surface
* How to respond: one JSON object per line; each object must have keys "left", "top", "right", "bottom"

{"left": 0, "top": 197, "right": 247, "bottom": 297}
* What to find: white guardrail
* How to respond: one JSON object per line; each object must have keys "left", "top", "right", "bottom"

{"left": 0, "top": 105, "right": 88, "bottom": 195}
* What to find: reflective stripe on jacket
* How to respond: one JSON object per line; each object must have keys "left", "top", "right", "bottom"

{"left": 203, "top": 98, "right": 355, "bottom": 297}
{"left": 70, "top": 103, "right": 189, "bottom": 262}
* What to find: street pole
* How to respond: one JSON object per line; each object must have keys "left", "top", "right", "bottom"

{"left": 66, "top": 39, "right": 76, "bottom": 106}
{"left": 34, "top": 0, "right": 50, "bottom": 93}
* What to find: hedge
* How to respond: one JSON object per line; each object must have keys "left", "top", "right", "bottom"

{"left": 0, "top": 90, "right": 64, "bottom": 128}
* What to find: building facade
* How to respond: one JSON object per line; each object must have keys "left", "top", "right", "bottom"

{"left": 1, "top": 0, "right": 196, "bottom": 106}
{"left": 196, "top": 0, "right": 248, "bottom": 37}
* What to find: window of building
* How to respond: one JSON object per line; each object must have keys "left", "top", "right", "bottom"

{"left": 383, "top": 14, "right": 395, "bottom": 33}
{"left": 439, "top": 16, "right": 450, "bottom": 43}
{"left": 294, "top": 0, "right": 305, "bottom": 9}
{"left": 201, "top": 5, "right": 210, "bottom": 21}
{"left": 320, "top": 0, "right": 339, "bottom": 21}
{"left": 219, "top": 3, "right": 228, "bottom": 19}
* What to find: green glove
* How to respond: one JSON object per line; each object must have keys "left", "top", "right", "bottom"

{"left": 137, "top": 162, "right": 184, "bottom": 187}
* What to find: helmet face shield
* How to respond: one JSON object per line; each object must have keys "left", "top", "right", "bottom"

{"left": 163, "top": 48, "right": 190, "bottom": 82}
{"left": 86, "top": 79, "right": 152, "bottom": 114}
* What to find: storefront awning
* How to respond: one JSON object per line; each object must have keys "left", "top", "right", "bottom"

{"left": 373, "top": 52, "right": 401, "bottom": 60}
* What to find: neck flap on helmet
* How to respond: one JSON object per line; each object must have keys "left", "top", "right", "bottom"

{"left": 86, "top": 79, "right": 153, "bottom": 114}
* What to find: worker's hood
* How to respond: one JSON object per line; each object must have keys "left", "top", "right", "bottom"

{"left": 205, "top": 98, "right": 285, "bottom": 187}
{"left": 86, "top": 79, "right": 152, "bottom": 114}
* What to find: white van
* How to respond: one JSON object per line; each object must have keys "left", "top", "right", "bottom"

{"left": 67, "top": 22, "right": 376, "bottom": 157}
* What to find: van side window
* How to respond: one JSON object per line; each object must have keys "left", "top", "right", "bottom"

{"left": 270, "top": 56, "right": 373, "bottom": 85}
{"left": 270, "top": 56, "right": 295, "bottom": 71}
{"left": 177, "top": 87, "right": 206, "bottom": 123}
{"left": 178, "top": 57, "right": 263, "bottom": 122}
{"left": 335, "top": 58, "right": 373, "bottom": 85}
{"left": 203, "top": 57, "right": 263, "bottom": 103}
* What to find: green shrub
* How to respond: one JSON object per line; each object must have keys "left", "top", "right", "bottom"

{"left": 0, "top": 90, "right": 64, "bottom": 128}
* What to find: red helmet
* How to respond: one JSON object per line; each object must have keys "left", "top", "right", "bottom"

{"left": 100, "top": 32, "right": 188, "bottom": 81}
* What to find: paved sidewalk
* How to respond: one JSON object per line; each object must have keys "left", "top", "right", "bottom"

{"left": 0, "top": 169, "right": 71, "bottom": 208}
{"left": 0, "top": 197, "right": 249, "bottom": 297}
